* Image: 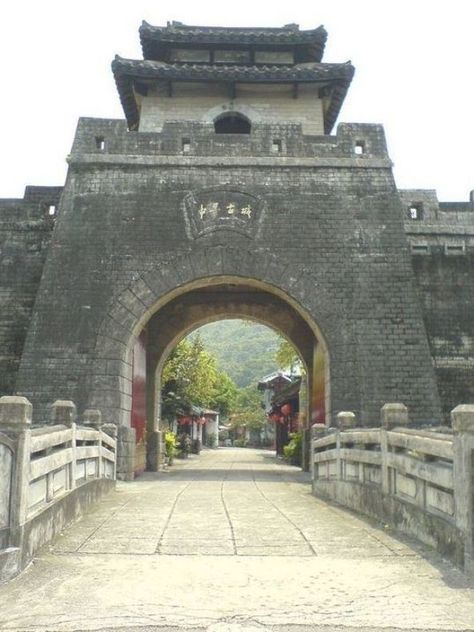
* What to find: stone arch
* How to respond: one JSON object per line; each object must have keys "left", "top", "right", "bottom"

{"left": 89, "top": 246, "right": 335, "bottom": 450}
{"left": 214, "top": 112, "right": 251, "bottom": 134}
{"left": 150, "top": 306, "right": 313, "bottom": 453}
{"left": 155, "top": 313, "right": 310, "bottom": 384}
{"left": 202, "top": 103, "right": 262, "bottom": 126}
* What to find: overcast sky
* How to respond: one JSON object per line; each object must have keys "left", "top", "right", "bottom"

{"left": 0, "top": 0, "right": 472, "bottom": 200}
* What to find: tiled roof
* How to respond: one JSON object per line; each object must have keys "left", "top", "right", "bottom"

{"left": 272, "top": 377, "right": 302, "bottom": 406}
{"left": 112, "top": 56, "right": 354, "bottom": 131}
{"left": 140, "top": 21, "right": 328, "bottom": 62}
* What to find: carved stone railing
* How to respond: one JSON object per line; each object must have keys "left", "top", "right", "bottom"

{"left": 0, "top": 397, "right": 116, "bottom": 583}
{"left": 312, "top": 403, "right": 474, "bottom": 574}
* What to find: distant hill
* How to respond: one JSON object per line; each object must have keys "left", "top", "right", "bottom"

{"left": 188, "top": 319, "right": 282, "bottom": 388}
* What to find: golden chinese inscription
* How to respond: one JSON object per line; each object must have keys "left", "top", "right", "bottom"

{"left": 183, "top": 189, "right": 262, "bottom": 240}
{"left": 196, "top": 202, "right": 253, "bottom": 220}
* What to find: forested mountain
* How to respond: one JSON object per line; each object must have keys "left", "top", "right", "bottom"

{"left": 188, "top": 320, "right": 282, "bottom": 387}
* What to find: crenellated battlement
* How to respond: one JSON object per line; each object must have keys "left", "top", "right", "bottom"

{"left": 70, "top": 118, "right": 390, "bottom": 162}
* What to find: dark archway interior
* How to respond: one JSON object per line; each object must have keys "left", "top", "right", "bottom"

{"left": 214, "top": 113, "right": 251, "bottom": 134}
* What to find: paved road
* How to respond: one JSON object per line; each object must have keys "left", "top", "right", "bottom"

{"left": 1, "top": 448, "right": 474, "bottom": 631}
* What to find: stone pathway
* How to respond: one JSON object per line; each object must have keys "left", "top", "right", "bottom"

{"left": 0, "top": 448, "right": 474, "bottom": 631}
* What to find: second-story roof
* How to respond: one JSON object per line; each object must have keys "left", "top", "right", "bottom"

{"left": 112, "top": 56, "right": 354, "bottom": 132}
{"left": 139, "top": 21, "right": 328, "bottom": 63}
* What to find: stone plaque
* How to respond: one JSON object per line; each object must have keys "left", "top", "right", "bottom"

{"left": 183, "top": 189, "right": 264, "bottom": 239}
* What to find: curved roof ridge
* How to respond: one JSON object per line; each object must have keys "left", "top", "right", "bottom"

{"left": 139, "top": 21, "right": 328, "bottom": 63}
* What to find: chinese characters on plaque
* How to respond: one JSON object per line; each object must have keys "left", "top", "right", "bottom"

{"left": 198, "top": 202, "right": 253, "bottom": 220}
{"left": 183, "top": 189, "right": 263, "bottom": 240}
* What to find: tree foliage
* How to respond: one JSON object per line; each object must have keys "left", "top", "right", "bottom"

{"left": 228, "top": 384, "right": 266, "bottom": 431}
{"left": 161, "top": 336, "right": 237, "bottom": 420}
{"left": 190, "top": 320, "right": 282, "bottom": 387}
{"left": 212, "top": 371, "right": 238, "bottom": 417}
{"left": 275, "top": 338, "right": 302, "bottom": 373}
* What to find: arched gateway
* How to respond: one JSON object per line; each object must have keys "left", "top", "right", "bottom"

{"left": 13, "top": 20, "right": 442, "bottom": 479}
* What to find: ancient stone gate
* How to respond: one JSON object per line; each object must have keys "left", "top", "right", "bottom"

{"left": 1, "top": 21, "right": 473, "bottom": 479}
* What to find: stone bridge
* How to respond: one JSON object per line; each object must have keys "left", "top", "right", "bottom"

{"left": 1, "top": 396, "right": 474, "bottom": 630}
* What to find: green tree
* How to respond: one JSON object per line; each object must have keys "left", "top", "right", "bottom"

{"left": 210, "top": 371, "right": 238, "bottom": 418}
{"left": 161, "top": 336, "right": 218, "bottom": 419}
{"left": 189, "top": 319, "right": 283, "bottom": 387}
{"left": 229, "top": 384, "right": 266, "bottom": 431}
{"left": 275, "top": 338, "right": 302, "bottom": 373}
{"left": 161, "top": 335, "right": 238, "bottom": 421}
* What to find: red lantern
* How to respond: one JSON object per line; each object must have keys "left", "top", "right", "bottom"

{"left": 281, "top": 403, "right": 292, "bottom": 417}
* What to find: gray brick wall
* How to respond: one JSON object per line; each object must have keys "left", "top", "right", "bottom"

{"left": 401, "top": 189, "right": 474, "bottom": 420}
{"left": 0, "top": 187, "right": 60, "bottom": 396}
{"left": 12, "top": 120, "right": 442, "bottom": 426}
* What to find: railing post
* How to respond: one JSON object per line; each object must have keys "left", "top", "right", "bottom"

{"left": 102, "top": 423, "right": 118, "bottom": 480}
{"left": 0, "top": 396, "right": 32, "bottom": 535}
{"left": 381, "top": 403, "right": 408, "bottom": 430}
{"left": 50, "top": 400, "right": 76, "bottom": 426}
{"left": 83, "top": 409, "right": 103, "bottom": 478}
{"left": 452, "top": 404, "right": 474, "bottom": 574}
{"left": 51, "top": 400, "right": 77, "bottom": 491}
{"left": 336, "top": 411, "right": 356, "bottom": 430}
{"left": 336, "top": 412, "right": 357, "bottom": 480}
{"left": 310, "top": 423, "right": 327, "bottom": 481}
{"left": 380, "top": 403, "right": 408, "bottom": 495}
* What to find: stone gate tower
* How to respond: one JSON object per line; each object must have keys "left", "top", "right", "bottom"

{"left": 3, "top": 21, "right": 457, "bottom": 478}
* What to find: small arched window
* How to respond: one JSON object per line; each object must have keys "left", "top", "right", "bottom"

{"left": 214, "top": 113, "right": 251, "bottom": 134}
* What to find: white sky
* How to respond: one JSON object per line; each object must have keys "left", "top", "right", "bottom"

{"left": 0, "top": 0, "right": 472, "bottom": 200}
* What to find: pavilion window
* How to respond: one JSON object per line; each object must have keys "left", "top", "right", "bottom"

{"left": 170, "top": 49, "right": 210, "bottom": 63}
{"left": 214, "top": 50, "right": 251, "bottom": 64}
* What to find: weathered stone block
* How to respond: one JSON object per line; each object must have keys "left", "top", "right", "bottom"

{"left": 451, "top": 405, "right": 474, "bottom": 434}
{"left": 381, "top": 403, "right": 408, "bottom": 429}
{"left": 50, "top": 400, "right": 76, "bottom": 426}
{"left": 0, "top": 397, "right": 32, "bottom": 429}
{"left": 336, "top": 411, "right": 356, "bottom": 429}
{"left": 82, "top": 409, "right": 102, "bottom": 428}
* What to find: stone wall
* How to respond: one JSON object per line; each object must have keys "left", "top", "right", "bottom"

{"left": 1, "top": 118, "right": 472, "bottom": 434}
{"left": 14, "top": 119, "right": 441, "bottom": 429}
{"left": 401, "top": 190, "right": 474, "bottom": 420}
{"left": 0, "top": 187, "right": 60, "bottom": 395}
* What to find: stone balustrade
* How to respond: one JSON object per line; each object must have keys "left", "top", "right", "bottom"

{"left": 311, "top": 403, "right": 474, "bottom": 574}
{"left": 0, "top": 396, "right": 116, "bottom": 583}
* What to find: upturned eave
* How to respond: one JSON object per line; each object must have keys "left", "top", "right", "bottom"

{"left": 112, "top": 56, "right": 354, "bottom": 132}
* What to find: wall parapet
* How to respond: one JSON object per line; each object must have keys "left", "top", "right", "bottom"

{"left": 0, "top": 396, "right": 116, "bottom": 583}
{"left": 311, "top": 403, "right": 474, "bottom": 574}
{"left": 70, "top": 117, "right": 390, "bottom": 161}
